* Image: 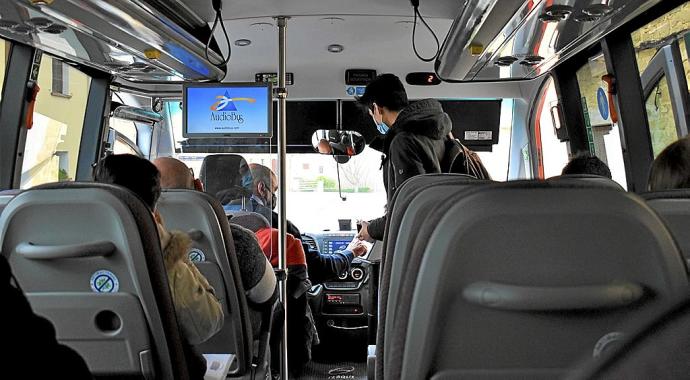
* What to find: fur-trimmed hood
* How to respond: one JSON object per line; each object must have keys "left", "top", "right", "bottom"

{"left": 157, "top": 223, "right": 193, "bottom": 270}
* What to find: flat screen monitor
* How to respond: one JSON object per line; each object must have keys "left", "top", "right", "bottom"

{"left": 183, "top": 82, "right": 272, "bottom": 138}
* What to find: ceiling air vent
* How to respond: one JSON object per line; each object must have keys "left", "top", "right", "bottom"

{"left": 539, "top": 5, "right": 574, "bottom": 22}
{"left": 25, "top": 17, "right": 53, "bottom": 29}
{"left": 520, "top": 55, "right": 544, "bottom": 66}
{"left": 12, "top": 24, "right": 34, "bottom": 35}
{"left": 0, "top": 20, "right": 19, "bottom": 30}
{"left": 494, "top": 56, "right": 518, "bottom": 66}
{"left": 41, "top": 24, "right": 67, "bottom": 34}
{"left": 583, "top": 3, "right": 613, "bottom": 17}
{"left": 573, "top": 13, "right": 599, "bottom": 23}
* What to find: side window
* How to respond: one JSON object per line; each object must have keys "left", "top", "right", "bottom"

{"left": 0, "top": 39, "right": 10, "bottom": 102}
{"left": 534, "top": 76, "right": 570, "bottom": 178}
{"left": 113, "top": 137, "right": 140, "bottom": 156}
{"left": 575, "top": 54, "right": 627, "bottom": 189}
{"left": 20, "top": 54, "right": 91, "bottom": 188}
{"left": 110, "top": 117, "right": 138, "bottom": 144}
{"left": 475, "top": 99, "right": 514, "bottom": 181}
{"left": 645, "top": 79, "right": 678, "bottom": 156}
{"left": 632, "top": 2, "right": 690, "bottom": 156}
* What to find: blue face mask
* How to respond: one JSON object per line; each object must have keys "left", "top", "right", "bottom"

{"left": 240, "top": 173, "right": 253, "bottom": 189}
{"left": 376, "top": 121, "right": 389, "bottom": 135}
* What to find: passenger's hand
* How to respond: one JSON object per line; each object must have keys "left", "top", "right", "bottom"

{"left": 347, "top": 240, "right": 368, "bottom": 257}
{"left": 357, "top": 220, "right": 374, "bottom": 243}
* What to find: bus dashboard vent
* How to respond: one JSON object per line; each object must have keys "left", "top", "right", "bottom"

{"left": 302, "top": 236, "right": 319, "bottom": 252}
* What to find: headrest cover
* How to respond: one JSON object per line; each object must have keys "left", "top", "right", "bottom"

{"left": 200, "top": 154, "right": 253, "bottom": 202}
{"left": 229, "top": 212, "right": 271, "bottom": 233}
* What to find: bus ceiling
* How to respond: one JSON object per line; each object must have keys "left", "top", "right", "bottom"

{"left": 436, "top": 0, "right": 673, "bottom": 82}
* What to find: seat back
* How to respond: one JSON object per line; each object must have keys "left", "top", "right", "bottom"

{"left": 0, "top": 189, "right": 20, "bottom": 216}
{"left": 157, "top": 189, "right": 254, "bottom": 375}
{"left": 230, "top": 211, "right": 271, "bottom": 233}
{"left": 396, "top": 182, "right": 688, "bottom": 380}
{"left": 569, "top": 296, "right": 690, "bottom": 380}
{"left": 642, "top": 190, "right": 690, "bottom": 267}
{"left": 0, "top": 183, "right": 190, "bottom": 380}
{"left": 376, "top": 174, "right": 486, "bottom": 379}
{"left": 199, "top": 154, "right": 252, "bottom": 202}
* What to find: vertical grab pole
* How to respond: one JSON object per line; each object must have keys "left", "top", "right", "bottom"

{"left": 275, "top": 15, "right": 290, "bottom": 380}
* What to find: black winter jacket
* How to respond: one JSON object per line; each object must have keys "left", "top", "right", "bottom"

{"left": 367, "top": 99, "right": 452, "bottom": 240}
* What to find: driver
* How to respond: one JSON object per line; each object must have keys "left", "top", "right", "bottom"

{"left": 247, "top": 163, "right": 367, "bottom": 283}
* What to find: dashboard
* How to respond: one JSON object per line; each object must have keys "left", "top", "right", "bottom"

{"left": 302, "top": 231, "right": 374, "bottom": 343}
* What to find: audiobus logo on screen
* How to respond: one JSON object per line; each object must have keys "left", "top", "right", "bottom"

{"left": 210, "top": 90, "right": 255, "bottom": 123}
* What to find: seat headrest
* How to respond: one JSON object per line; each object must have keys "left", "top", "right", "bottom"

{"left": 32, "top": 181, "right": 154, "bottom": 213}
{"left": 200, "top": 154, "right": 253, "bottom": 202}
{"left": 0, "top": 189, "right": 21, "bottom": 196}
{"left": 547, "top": 174, "right": 624, "bottom": 190}
{"left": 229, "top": 212, "right": 270, "bottom": 233}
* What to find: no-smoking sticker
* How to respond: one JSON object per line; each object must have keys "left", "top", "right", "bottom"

{"left": 90, "top": 270, "right": 120, "bottom": 293}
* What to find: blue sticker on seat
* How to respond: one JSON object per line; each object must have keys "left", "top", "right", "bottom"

{"left": 90, "top": 270, "right": 119, "bottom": 293}
{"left": 188, "top": 248, "right": 206, "bottom": 262}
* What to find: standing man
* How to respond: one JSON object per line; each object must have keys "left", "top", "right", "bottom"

{"left": 355, "top": 74, "right": 452, "bottom": 242}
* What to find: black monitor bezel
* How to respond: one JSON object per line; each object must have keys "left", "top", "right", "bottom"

{"left": 182, "top": 81, "right": 273, "bottom": 138}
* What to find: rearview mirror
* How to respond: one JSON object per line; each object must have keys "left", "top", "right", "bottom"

{"left": 311, "top": 130, "right": 366, "bottom": 157}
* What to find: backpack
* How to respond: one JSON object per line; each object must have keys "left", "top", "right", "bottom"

{"left": 442, "top": 138, "right": 492, "bottom": 180}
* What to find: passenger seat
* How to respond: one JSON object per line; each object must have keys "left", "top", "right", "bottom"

{"left": 569, "top": 296, "right": 690, "bottom": 380}
{"left": 199, "top": 154, "right": 252, "bottom": 206}
{"left": 642, "top": 190, "right": 690, "bottom": 268}
{"left": 157, "top": 189, "right": 268, "bottom": 379}
{"left": 0, "top": 183, "right": 193, "bottom": 379}
{"left": 391, "top": 181, "right": 688, "bottom": 380}
{"left": 374, "top": 174, "right": 488, "bottom": 380}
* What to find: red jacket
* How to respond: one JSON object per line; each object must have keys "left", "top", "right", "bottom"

{"left": 255, "top": 227, "right": 307, "bottom": 267}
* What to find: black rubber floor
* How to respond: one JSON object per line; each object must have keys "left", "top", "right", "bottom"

{"left": 294, "top": 360, "right": 366, "bottom": 380}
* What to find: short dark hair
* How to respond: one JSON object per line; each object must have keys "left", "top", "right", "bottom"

{"left": 94, "top": 154, "right": 161, "bottom": 210}
{"left": 356, "top": 73, "right": 409, "bottom": 112}
{"left": 561, "top": 152, "right": 612, "bottom": 179}
{"left": 648, "top": 137, "right": 690, "bottom": 191}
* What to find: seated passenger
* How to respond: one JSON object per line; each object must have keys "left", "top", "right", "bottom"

{"left": 254, "top": 226, "right": 315, "bottom": 375}
{"left": 153, "top": 157, "right": 278, "bottom": 334}
{"left": 238, "top": 163, "right": 362, "bottom": 283}
{"left": 2, "top": 255, "right": 92, "bottom": 379}
{"left": 561, "top": 151, "right": 612, "bottom": 178}
{"left": 95, "top": 154, "right": 223, "bottom": 379}
{"left": 648, "top": 136, "right": 690, "bottom": 191}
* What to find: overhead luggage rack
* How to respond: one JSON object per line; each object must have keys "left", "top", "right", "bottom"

{"left": 0, "top": 0, "right": 226, "bottom": 82}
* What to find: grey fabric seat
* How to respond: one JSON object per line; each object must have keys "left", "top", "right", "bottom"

{"left": 394, "top": 181, "right": 688, "bottom": 380}
{"left": 0, "top": 189, "right": 20, "bottom": 216}
{"left": 229, "top": 211, "right": 271, "bottom": 233}
{"left": 0, "top": 183, "right": 192, "bottom": 380}
{"left": 157, "top": 189, "right": 261, "bottom": 379}
{"left": 642, "top": 190, "right": 690, "bottom": 268}
{"left": 548, "top": 174, "right": 625, "bottom": 190}
{"left": 569, "top": 296, "right": 690, "bottom": 380}
{"left": 374, "top": 174, "right": 487, "bottom": 379}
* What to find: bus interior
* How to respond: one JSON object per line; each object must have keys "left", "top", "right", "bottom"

{"left": 1, "top": 0, "right": 690, "bottom": 379}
